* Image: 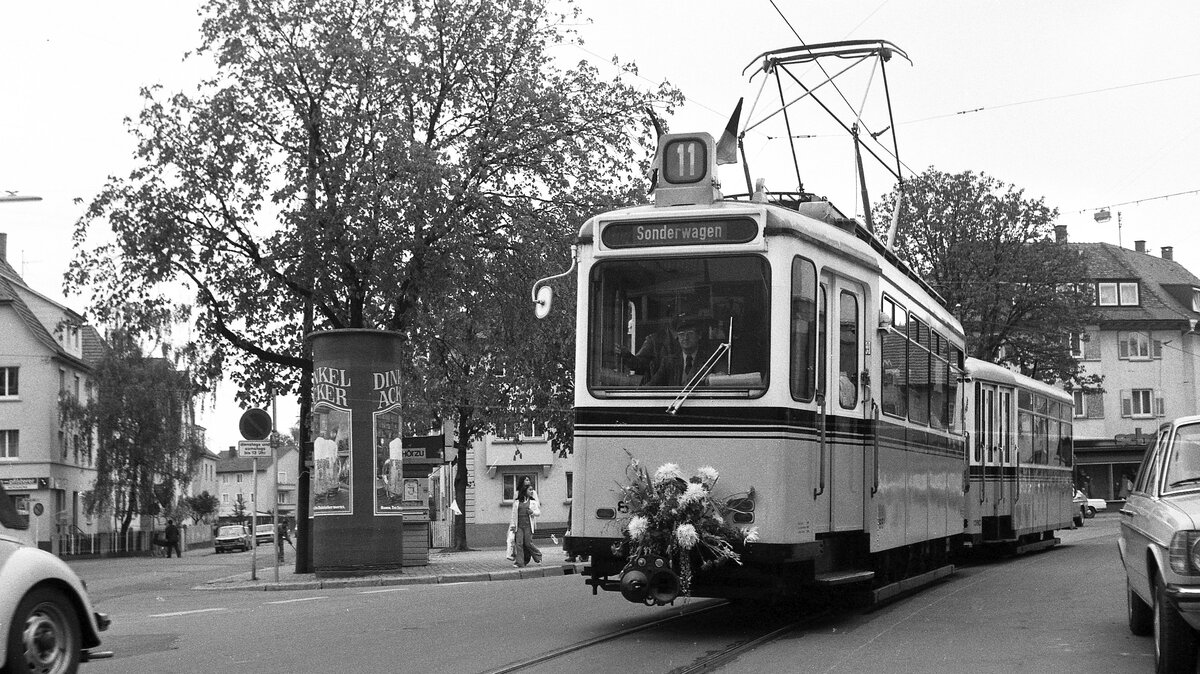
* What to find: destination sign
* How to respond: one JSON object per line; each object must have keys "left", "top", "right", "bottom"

{"left": 601, "top": 218, "right": 758, "bottom": 248}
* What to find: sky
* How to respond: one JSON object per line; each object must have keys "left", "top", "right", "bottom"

{"left": 2, "top": 1, "right": 1198, "bottom": 454}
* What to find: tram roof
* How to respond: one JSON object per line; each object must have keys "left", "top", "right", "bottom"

{"left": 965, "top": 357, "right": 1070, "bottom": 403}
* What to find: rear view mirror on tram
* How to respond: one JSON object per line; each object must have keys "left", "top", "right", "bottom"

{"left": 534, "top": 285, "right": 554, "bottom": 319}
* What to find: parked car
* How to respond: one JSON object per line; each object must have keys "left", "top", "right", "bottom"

{"left": 255, "top": 524, "right": 275, "bottom": 546}
{"left": 1073, "top": 489, "right": 1108, "bottom": 519}
{"left": 214, "top": 525, "right": 252, "bottom": 553}
{"left": 0, "top": 482, "right": 111, "bottom": 671}
{"left": 1119, "top": 415, "right": 1200, "bottom": 673}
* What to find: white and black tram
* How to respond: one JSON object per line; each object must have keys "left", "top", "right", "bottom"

{"left": 536, "top": 128, "right": 1074, "bottom": 605}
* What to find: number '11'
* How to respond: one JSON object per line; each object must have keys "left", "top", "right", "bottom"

{"left": 673, "top": 142, "right": 697, "bottom": 178}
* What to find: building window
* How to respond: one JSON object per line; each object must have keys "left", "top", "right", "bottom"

{"left": 0, "top": 430, "right": 17, "bottom": 459}
{"left": 565, "top": 471, "right": 574, "bottom": 500}
{"left": 1122, "top": 389, "right": 1163, "bottom": 418}
{"left": 1097, "top": 281, "right": 1139, "bottom": 306}
{"left": 222, "top": 493, "right": 229, "bottom": 503}
{"left": 278, "top": 471, "right": 287, "bottom": 483}
{"left": 1072, "top": 391, "right": 1086, "bottom": 418}
{"left": 494, "top": 421, "right": 547, "bottom": 443}
{"left": 502, "top": 474, "right": 538, "bottom": 501}
{"left": 236, "top": 474, "right": 243, "bottom": 483}
{"left": 0, "top": 367, "right": 18, "bottom": 398}
{"left": 278, "top": 492, "right": 288, "bottom": 504}
{"left": 1068, "top": 333, "right": 1083, "bottom": 359}
{"left": 1118, "top": 332, "right": 1152, "bottom": 360}
{"left": 1192, "top": 288, "right": 1200, "bottom": 312}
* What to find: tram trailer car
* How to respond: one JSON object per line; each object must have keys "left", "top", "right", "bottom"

{"left": 963, "top": 358, "right": 1075, "bottom": 553}
{"left": 558, "top": 131, "right": 1074, "bottom": 605}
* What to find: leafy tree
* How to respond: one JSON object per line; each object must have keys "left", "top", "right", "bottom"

{"left": 60, "top": 328, "right": 207, "bottom": 536}
{"left": 185, "top": 491, "right": 221, "bottom": 524}
{"left": 68, "top": 0, "right": 678, "bottom": 560}
{"left": 873, "top": 168, "right": 1100, "bottom": 385}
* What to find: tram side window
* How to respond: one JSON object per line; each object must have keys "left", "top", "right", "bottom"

{"left": 907, "top": 318, "right": 931, "bottom": 425}
{"left": 880, "top": 298, "right": 907, "bottom": 418}
{"left": 973, "top": 382, "right": 983, "bottom": 462}
{"left": 929, "top": 333, "right": 948, "bottom": 429}
{"left": 1017, "top": 410, "right": 1033, "bottom": 463}
{"left": 838, "top": 291, "right": 859, "bottom": 409}
{"left": 948, "top": 346, "right": 964, "bottom": 433}
{"left": 999, "top": 390, "right": 1012, "bottom": 463}
{"left": 790, "top": 257, "right": 818, "bottom": 402}
{"left": 1058, "top": 406, "right": 1073, "bottom": 468}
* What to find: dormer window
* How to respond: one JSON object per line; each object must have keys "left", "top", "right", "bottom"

{"left": 1192, "top": 287, "right": 1200, "bottom": 312}
{"left": 1097, "top": 281, "right": 1139, "bottom": 307}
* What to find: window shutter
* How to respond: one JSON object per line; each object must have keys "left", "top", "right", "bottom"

{"left": 1156, "top": 392, "right": 1165, "bottom": 417}
{"left": 1153, "top": 339, "right": 1163, "bottom": 359}
{"left": 1083, "top": 332, "right": 1100, "bottom": 360}
{"left": 1120, "top": 390, "right": 1131, "bottom": 417}
{"left": 1085, "top": 392, "right": 1104, "bottom": 419}
{"left": 1117, "top": 333, "right": 1129, "bottom": 359}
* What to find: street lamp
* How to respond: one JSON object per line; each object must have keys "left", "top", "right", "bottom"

{"left": 1094, "top": 208, "right": 1122, "bottom": 248}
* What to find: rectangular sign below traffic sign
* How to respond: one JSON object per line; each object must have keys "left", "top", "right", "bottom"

{"left": 237, "top": 440, "right": 272, "bottom": 458}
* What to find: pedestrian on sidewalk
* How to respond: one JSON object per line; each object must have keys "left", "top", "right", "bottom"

{"left": 276, "top": 521, "right": 292, "bottom": 562}
{"left": 508, "top": 477, "right": 542, "bottom": 568}
{"left": 164, "top": 518, "right": 182, "bottom": 558}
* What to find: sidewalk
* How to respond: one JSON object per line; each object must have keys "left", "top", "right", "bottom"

{"left": 198, "top": 546, "right": 587, "bottom": 592}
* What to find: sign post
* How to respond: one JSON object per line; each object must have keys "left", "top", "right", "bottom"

{"left": 239, "top": 408, "right": 273, "bottom": 582}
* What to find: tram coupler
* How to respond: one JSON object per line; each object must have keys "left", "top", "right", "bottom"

{"left": 618, "top": 554, "right": 681, "bottom": 605}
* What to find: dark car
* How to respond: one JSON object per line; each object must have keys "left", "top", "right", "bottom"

{"left": 214, "top": 525, "right": 252, "bottom": 553}
{"left": 0, "top": 482, "right": 112, "bottom": 670}
{"left": 1119, "top": 415, "right": 1200, "bottom": 672}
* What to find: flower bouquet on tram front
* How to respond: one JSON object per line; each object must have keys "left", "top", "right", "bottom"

{"left": 613, "top": 453, "right": 758, "bottom": 599}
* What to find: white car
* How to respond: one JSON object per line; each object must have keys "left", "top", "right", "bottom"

{"left": 0, "top": 482, "right": 111, "bottom": 672}
{"left": 1073, "top": 489, "right": 1108, "bottom": 519}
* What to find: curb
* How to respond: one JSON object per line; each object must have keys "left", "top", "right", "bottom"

{"left": 196, "top": 562, "right": 582, "bottom": 592}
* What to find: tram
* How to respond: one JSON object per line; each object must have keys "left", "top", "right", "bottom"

{"left": 532, "top": 127, "right": 1074, "bottom": 606}
{"left": 531, "top": 41, "right": 1074, "bottom": 606}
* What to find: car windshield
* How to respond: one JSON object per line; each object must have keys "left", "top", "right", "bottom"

{"left": 1165, "top": 423, "right": 1200, "bottom": 489}
{"left": 588, "top": 255, "right": 770, "bottom": 392}
{"left": 218, "top": 526, "right": 245, "bottom": 536}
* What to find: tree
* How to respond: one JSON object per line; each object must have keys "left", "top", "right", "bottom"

{"left": 873, "top": 168, "right": 1100, "bottom": 385}
{"left": 232, "top": 494, "right": 248, "bottom": 526}
{"left": 68, "top": 0, "right": 679, "bottom": 561}
{"left": 60, "top": 327, "right": 207, "bottom": 536}
{"left": 185, "top": 491, "right": 221, "bottom": 524}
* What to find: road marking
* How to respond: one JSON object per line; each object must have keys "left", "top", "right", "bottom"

{"left": 150, "top": 608, "right": 227, "bottom": 618}
{"left": 264, "top": 596, "right": 329, "bottom": 605}
{"left": 359, "top": 588, "right": 410, "bottom": 594}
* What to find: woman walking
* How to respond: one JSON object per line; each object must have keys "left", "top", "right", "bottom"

{"left": 508, "top": 477, "right": 542, "bottom": 567}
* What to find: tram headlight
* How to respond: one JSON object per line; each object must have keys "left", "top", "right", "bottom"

{"left": 1167, "top": 531, "right": 1200, "bottom": 575}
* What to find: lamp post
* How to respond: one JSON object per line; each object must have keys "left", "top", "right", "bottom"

{"left": 1094, "top": 208, "right": 1122, "bottom": 248}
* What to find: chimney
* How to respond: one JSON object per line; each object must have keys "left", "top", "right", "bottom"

{"left": 1054, "top": 224, "right": 1068, "bottom": 243}
{"left": 0, "top": 232, "right": 6, "bottom": 262}
{"left": 1162, "top": 246, "right": 1174, "bottom": 261}
{"left": 1134, "top": 240, "right": 1146, "bottom": 253}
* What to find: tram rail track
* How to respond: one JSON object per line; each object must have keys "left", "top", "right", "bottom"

{"left": 482, "top": 598, "right": 832, "bottom": 674}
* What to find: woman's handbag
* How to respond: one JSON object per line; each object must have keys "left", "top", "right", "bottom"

{"left": 505, "top": 528, "right": 516, "bottom": 561}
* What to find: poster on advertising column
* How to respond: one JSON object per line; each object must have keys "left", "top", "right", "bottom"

{"left": 373, "top": 367, "right": 405, "bottom": 515}
{"left": 312, "top": 402, "right": 353, "bottom": 515}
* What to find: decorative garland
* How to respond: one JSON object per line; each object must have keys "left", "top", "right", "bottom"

{"left": 613, "top": 454, "right": 757, "bottom": 597}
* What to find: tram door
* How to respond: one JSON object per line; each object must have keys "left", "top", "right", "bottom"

{"left": 816, "top": 276, "right": 865, "bottom": 533}
{"left": 977, "top": 384, "right": 998, "bottom": 520}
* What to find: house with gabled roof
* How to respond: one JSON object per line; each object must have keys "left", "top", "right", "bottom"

{"left": 1060, "top": 225, "right": 1200, "bottom": 502}
{"left": 0, "top": 232, "right": 103, "bottom": 549}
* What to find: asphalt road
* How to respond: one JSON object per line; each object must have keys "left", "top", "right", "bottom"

{"left": 71, "top": 514, "right": 1155, "bottom": 674}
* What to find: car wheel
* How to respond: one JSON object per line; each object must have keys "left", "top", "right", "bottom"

{"left": 4, "top": 586, "right": 82, "bottom": 674}
{"left": 1085, "top": 506, "right": 1097, "bottom": 519}
{"left": 1128, "top": 580, "right": 1153, "bottom": 636}
{"left": 1155, "top": 578, "right": 1199, "bottom": 673}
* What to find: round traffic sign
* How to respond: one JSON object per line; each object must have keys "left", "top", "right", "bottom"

{"left": 239, "top": 408, "right": 273, "bottom": 441}
{"left": 32, "top": 502, "right": 44, "bottom": 516}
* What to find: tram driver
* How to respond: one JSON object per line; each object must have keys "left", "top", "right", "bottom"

{"left": 647, "top": 313, "right": 723, "bottom": 387}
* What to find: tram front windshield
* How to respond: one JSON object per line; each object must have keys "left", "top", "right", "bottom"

{"left": 588, "top": 255, "right": 769, "bottom": 392}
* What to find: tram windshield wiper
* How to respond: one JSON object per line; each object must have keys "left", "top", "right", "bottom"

{"left": 666, "top": 341, "right": 731, "bottom": 414}
{"left": 1169, "top": 476, "right": 1200, "bottom": 488}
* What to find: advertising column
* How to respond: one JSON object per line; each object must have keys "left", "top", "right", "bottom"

{"left": 308, "top": 329, "right": 405, "bottom": 575}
